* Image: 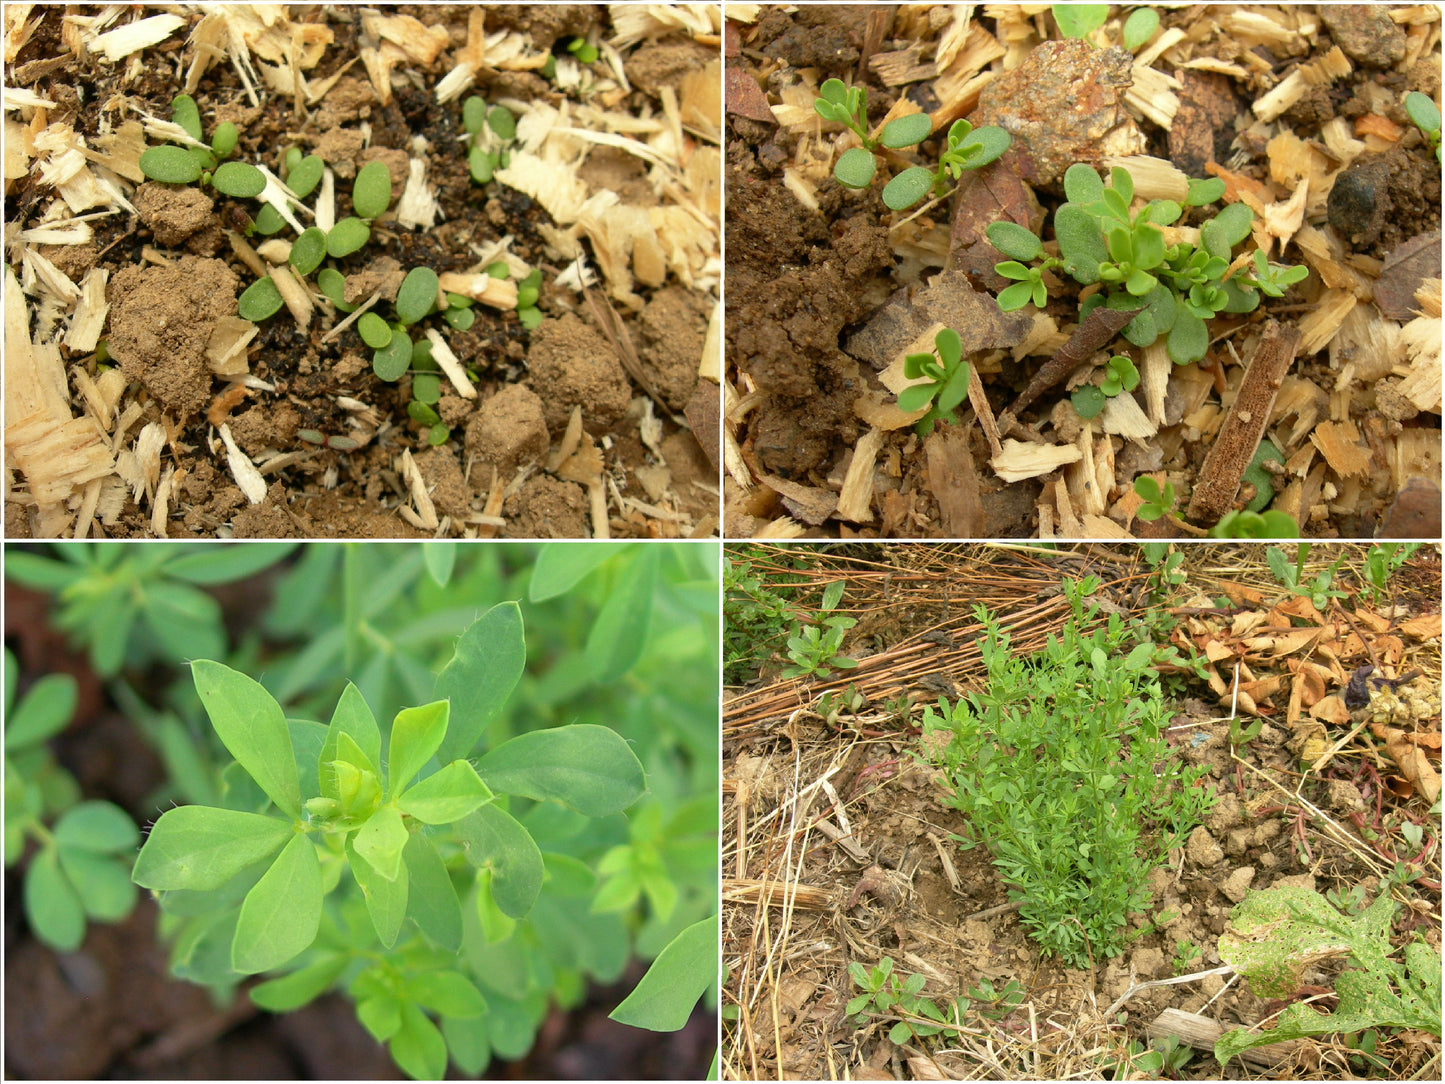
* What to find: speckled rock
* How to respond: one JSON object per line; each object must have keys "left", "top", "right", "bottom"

{"left": 1320, "top": 5, "right": 1406, "bottom": 68}
{"left": 972, "top": 38, "right": 1146, "bottom": 189}
{"left": 1185, "top": 825, "right": 1223, "bottom": 868}
{"left": 1220, "top": 866, "right": 1256, "bottom": 904}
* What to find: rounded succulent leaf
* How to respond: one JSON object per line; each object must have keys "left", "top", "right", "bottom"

{"left": 238, "top": 277, "right": 284, "bottom": 321}
{"left": 1404, "top": 91, "right": 1441, "bottom": 134}
{"left": 935, "top": 328, "right": 962, "bottom": 368}
{"left": 444, "top": 306, "right": 475, "bottom": 331}
{"left": 1185, "top": 177, "right": 1226, "bottom": 207}
{"left": 1109, "top": 166, "right": 1134, "bottom": 205}
{"left": 897, "top": 383, "right": 937, "bottom": 413}
{"left": 903, "top": 353, "right": 931, "bottom": 379}
{"left": 1054, "top": 203, "right": 1107, "bottom": 282}
{"left": 408, "top": 399, "right": 441, "bottom": 425}
{"left": 962, "top": 126, "right": 1010, "bottom": 168}
{"left": 357, "top": 312, "right": 392, "bottom": 349}
{"left": 352, "top": 162, "right": 392, "bottom": 219}
{"left": 1202, "top": 202, "right": 1254, "bottom": 256}
{"left": 372, "top": 326, "right": 411, "bottom": 380}
{"left": 487, "top": 105, "right": 516, "bottom": 141}
{"left": 327, "top": 217, "right": 370, "bottom": 258}
{"left": 986, "top": 221, "right": 1042, "bottom": 262}
{"left": 211, "top": 122, "right": 239, "bottom": 159}
{"left": 253, "top": 203, "right": 285, "bottom": 235}
{"left": 1166, "top": 309, "right": 1209, "bottom": 363}
{"left": 412, "top": 373, "right": 442, "bottom": 405}
{"left": 1072, "top": 385, "right": 1106, "bottom": 419}
{"left": 289, "top": 227, "right": 327, "bottom": 276}
{"left": 462, "top": 96, "right": 486, "bottom": 135}
{"left": 287, "top": 154, "right": 324, "bottom": 199}
{"left": 881, "top": 165, "right": 935, "bottom": 210}
{"left": 880, "top": 112, "right": 932, "bottom": 149}
{"left": 468, "top": 144, "right": 494, "bottom": 184}
{"left": 833, "top": 147, "right": 876, "bottom": 188}
{"left": 1063, "top": 163, "right": 1104, "bottom": 205}
{"left": 140, "top": 144, "right": 203, "bottom": 184}
{"left": 819, "top": 78, "right": 849, "bottom": 107}
{"left": 1125, "top": 267, "right": 1158, "bottom": 296}
{"left": 171, "top": 94, "right": 203, "bottom": 142}
{"left": 1132, "top": 224, "right": 1166, "bottom": 269}
{"left": 211, "top": 161, "right": 266, "bottom": 198}
{"left": 1054, "top": 4, "right": 1108, "bottom": 39}
{"left": 317, "top": 268, "right": 355, "bottom": 311}
{"left": 996, "top": 280, "right": 1037, "bottom": 311}
{"left": 395, "top": 266, "right": 440, "bottom": 326}
{"left": 1122, "top": 7, "right": 1160, "bottom": 50}
{"left": 937, "top": 361, "right": 970, "bottom": 413}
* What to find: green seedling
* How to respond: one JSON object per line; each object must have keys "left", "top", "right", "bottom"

{"left": 462, "top": 95, "right": 518, "bottom": 185}
{"left": 5, "top": 651, "right": 139, "bottom": 951}
{"left": 139, "top": 94, "right": 265, "bottom": 198}
{"left": 816, "top": 79, "right": 1010, "bottom": 210}
{"left": 987, "top": 164, "right": 1308, "bottom": 363}
{"left": 782, "top": 580, "right": 858, "bottom": 679}
{"left": 1209, "top": 509, "right": 1299, "bottom": 538}
{"left": 846, "top": 957, "right": 952, "bottom": 1045}
{"left": 1053, "top": 5, "right": 1159, "bottom": 50}
{"left": 1071, "top": 353, "right": 1139, "bottom": 419}
{"left": 1266, "top": 544, "right": 1347, "bottom": 607}
{"left": 723, "top": 550, "right": 799, "bottom": 685}
{"left": 899, "top": 327, "right": 971, "bottom": 435}
{"left": 1403, "top": 91, "right": 1441, "bottom": 162}
{"left": 1360, "top": 543, "right": 1422, "bottom": 604}
{"left": 1133, "top": 475, "right": 1178, "bottom": 522}
{"left": 1105, "top": 1035, "right": 1194, "bottom": 1079}
{"left": 918, "top": 582, "right": 1215, "bottom": 969}
{"left": 1171, "top": 939, "right": 1202, "bottom": 975}
{"left": 1214, "top": 885, "right": 1441, "bottom": 1066}
{"left": 566, "top": 36, "right": 599, "bottom": 65}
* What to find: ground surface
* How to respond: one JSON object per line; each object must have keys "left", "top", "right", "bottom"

{"left": 722, "top": 542, "right": 1441, "bottom": 1080}
{"left": 724, "top": 5, "right": 1441, "bottom": 539}
{"left": 5, "top": 4, "right": 721, "bottom": 538}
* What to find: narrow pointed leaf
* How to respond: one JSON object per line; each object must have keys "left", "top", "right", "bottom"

{"left": 192, "top": 661, "right": 301, "bottom": 818}
{"left": 402, "top": 832, "right": 462, "bottom": 951}
{"left": 349, "top": 835, "right": 408, "bottom": 947}
{"left": 388, "top": 700, "right": 449, "bottom": 795}
{"left": 397, "top": 760, "right": 493, "bottom": 824}
{"left": 231, "top": 833, "right": 322, "bottom": 973}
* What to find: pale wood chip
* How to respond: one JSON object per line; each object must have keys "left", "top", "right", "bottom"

{"left": 218, "top": 423, "right": 267, "bottom": 505}
{"left": 991, "top": 438, "right": 1082, "bottom": 483}
{"left": 90, "top": 13, "right": 184, "bottom": 62}
{"left": 1310, "top": 419, "right": 1372, "bottom": 477}
{"left": 837, "top": 427, "right": 885, "bottom": 522}
{"left": 424, "top": 329, "right": 479, "bottom": 399}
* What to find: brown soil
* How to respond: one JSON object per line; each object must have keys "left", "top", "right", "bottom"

{"left": 723, "top": 542, "right": 1442, "bottom": 1080}
{"left": 5, "top": 4, "right": 721, "bottom": 539}
{"left": 724, "top": 6, "right": 1442, "bottom": 539}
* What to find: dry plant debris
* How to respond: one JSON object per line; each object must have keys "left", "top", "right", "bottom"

{"left": 5, "top": 4, "right": 721, "bottom": 538}
{"left": 723, "top": 542, "right": 1440, "bottom": 1081}
{"left": 724, "top": 5, "right": 1442, "bottom": 539}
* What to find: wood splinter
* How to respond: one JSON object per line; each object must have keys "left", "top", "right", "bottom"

{"left": 1000, "top": 304, "right": 1142, "bottom": 429}
{"left": 1186, "top": 320, "right": 1301, "bottom": 525}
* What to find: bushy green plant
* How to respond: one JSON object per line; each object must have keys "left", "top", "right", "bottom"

{"left": 4, "top": 651, "right": 139, "bottom": 951}
{"left": 1403, "top": 91, "right": 1441, "bottom": 162}
{"left": 10, "top": 542, "right": 717, "bottom": 1080}
{"left": 782, "top": 580, "right": 858, "bottom": 679}
{"left": 815, "top": 78, "right": 1010, "bottom": 210}
{"left": 900, "top": 327, "right": 971, "bottom": 436}
{"left": 1360, "top": 543, "right": 1423, "bottom": 604}
{"left": 987, "top": 164, "right": 1308, "bottom": 363}
{"left": 918, "top": 580, "right": 1215, "bottom": 968}
{"left": 723, "top": 550, "right": 797, "bottom": 685}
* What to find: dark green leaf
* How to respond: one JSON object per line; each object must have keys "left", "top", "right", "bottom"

{"left": 327, "top": 217, "right": 370, "bottom": 258}
{"left": 352, "top": 161, "right": 392, "bottom": 220}
{"left": 395, "top": 266, "right": 439, "bottom": 326}
{"left": 529, "top": 544, "right": 629, "bottom": 599}
{"left": 238, "top": 277, "right": 285, "bottom": 321}
{"left": 881, "top": 166, "right": 934, "bottom": 210}
{"left": 455, "top": 803, "right": 544, "bottom": 918}
{"left": 211, "top": 161, "right": 266, "bottom": 198}
{"left": 286, "top": 154, "right": 324, "bottom": 199}
{"left": 171, "top": 94, "right": 203, "bottom": 142}
{"left": 608, "top": 917, "right": 716, "bottom": 1031}
{"left": 372, "top": 327, "right": 411, "bottom": 380}
{"left": 880, "top": 112, "right": 932, "bottom": 148}
{"left": 165, "top": 543, "right": 296, "bottom": 584}
{"left": 4, "top": 673, "right": 77, "bottom": 749}
{"left": 401, "top": 831, "right": 462, "bottom": 951}
{"left": 192, "top": 660, "right": 301, "bottom": 818}
{"left": 289, "top": 227, "right": 327, "bottom": 276}
{"left": 986, "top": 221, "right": 1043, "bottom": 262}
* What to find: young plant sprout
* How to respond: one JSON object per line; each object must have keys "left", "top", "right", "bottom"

{"left": 1070, "top": 354, "right": 1139, "bottom": 419}
{"left": 814, "top": 79, "right": 1011, "bottom": 210}
{"left": 1403, "top": 91, "right": 1442, "bottom": 162}
{"left": 899, "top": 327, "right": 970, "bottom": 436}
{"left": 986, "top": 164, "right": 1309, "bottom": 364}
{"left": 139, "top": 94, "right": 265, "bottom": 197}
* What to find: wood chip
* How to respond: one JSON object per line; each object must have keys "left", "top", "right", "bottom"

{"left": 424, "top": 329, "right": 478, "bottom": 400}
{"left": 837, "top": 427, "right": 885, "bottom": 522}
{"left": 218, "top": 423, "right": 267, "bottom": 505}
{"left": 991, "top": 438, "right": 1082, "bottom": 483}
{"left": 1187, "top": 320, "right": 1300, "bottom": 524}
{"left": 1310, "top": 419, "right": 1372, "bottom": 477}
{"left": 926, "top": 425, "right": 982, "bottom": 537}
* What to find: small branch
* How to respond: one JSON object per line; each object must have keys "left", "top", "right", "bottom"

{"left": 1001, "top": 304, "right": 1142, "bottom": 424}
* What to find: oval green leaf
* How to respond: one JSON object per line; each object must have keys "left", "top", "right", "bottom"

{"left": 140, "top": 144, "right": 203, "bottom": 185}
{"left": 287, "top": 154, "right": 324, "bottom": 199}
{"left": 880, "top": 112, "right": 932, "bottom": 149}
{"left": 833, "top": 146, "right": 876, "bottom": 188}
{"left": 211, "top": 161, "right": 266, "bottom": 198}
{"left": 53, "top": 800, "right": 138, "bottom": 853}
{"left": 881, "top": 166, "right": 934, "bottom": 210}
{"left": 132, "top": 805, "right": 293, "bottom": 890}
{"left": 476, "top": 723, "right": 645, "bottom": 817}
{"left": 192, "top": 660, "right": 301, "bottom": 818}
{"left": 289, "top": 227, "right": 327, "bottom": 277}
{"left": 608, "top": 918, "right": 717, "bottom": 1031}
{"left": 352, "top": 161, "right": 392, "bottom": 220}
{"left": 357, "top": 311, "right": 392, "bottom": 349}
{"left": 455, "top": 802, "right": 544, "bottom": 918}
{"left": 395, "top": 266, "right": 440, "bottom": 326}
{"left": 232, "top": 833, "right": 322, "bottom": 974}
{"left": 434, "top": 601, "right": 527, "bottom": 763}
{"left": 327, "top": 217, "right": 370, "bottom": 258}
{"left": 985, "top": 220, "right": 1042, "bottom": 262}
{"left": 238, "top": 276, "right": 285, "bottom": 322}
{"left": 372, "top": 327, "right": 411, "bottom": 380}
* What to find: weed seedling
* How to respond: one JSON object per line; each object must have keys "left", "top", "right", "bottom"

{"left": 1133, "top": 476, "right": 1178, "bottom": 523}
{"left": 815, "top": 78, "right": 1010, "bottom": 210}
{"left": 899, "top": 327, "right": 971, "bottom": 435}
{"left": 1403, "top": 91, "right": 1441, "bottom": 162}
{"left": 987, "top": 164, "right": 1308, "bottom": 363}
{"left": 1053, "top": 5, "right": 1159, "bottom": 50}
{"left": 1070, "top": 354, "right": 1139, "bottom": 419}
{"left": 846, "top": 957, "right": 951, "bottom": 1045}
{"left": 139, "top": 94, "right": 265, "bottom": 197}
{"left": 1171, "top": 939, "right": 1202, "bottom": 975}
{"left": 782, "top": 580, "right": 858, "bottom": 679}
{"left": 1359, "top": 543, "right": 1422, "bottom": 605}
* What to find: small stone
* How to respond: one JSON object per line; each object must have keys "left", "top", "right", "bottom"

{"left": 1272, "top": 872, "right": 1317, "bottom": 893}
{"left": 132, "top": 181, "right": 214, "bottom": 247}
{"left": 1185, "top": 826, "right": 1224, "bottom": 868}
{"left": 1320, "top": 5, "right": 1407, "bottom": 68}
{"left": 1130, "top": 946, "right": 1166, "bottom": 979}
{"left": 1220, "top": 866, "right": 1256, "bottom": 903}
{"left": 525, "top": 313, "right": 633, "bottom": 434}
{"left": 1326, "top": 778, "right": 1366, "bottom": 814}
{"left": 1225, "top": 828, "right": 1251, "bottom": 856}
{"left": 1326, "top": 158, "right": 1391, "bottom": 248}
{"left": 463, "top": 384, "right": 549, "bottom": 476}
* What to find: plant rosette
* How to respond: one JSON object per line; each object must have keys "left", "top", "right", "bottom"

{"left": 899, "top": 327, "right": 971, "bottom": 436}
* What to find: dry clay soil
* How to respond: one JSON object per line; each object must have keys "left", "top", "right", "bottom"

{"left": 725, "top": 5, "right": 1442, "bottom": 539}
{"left": 722, "top": 544, "right": 1442, "bottom": 1080}
{"left": 5, "top": 4, "right": 722, "bottom": 538}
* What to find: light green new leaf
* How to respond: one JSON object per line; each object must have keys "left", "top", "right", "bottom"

{"left": 25, "top": 847, "right": 86, "bottom": 951}
{"left": 192, "top": 660, "right": 301, "bottom": 818}
{"left": 529, "top": 542, "right": 629, "bottom": 600}
{"left": 320, "top": 684, "right": 382, "bottom": 798}
{"left": 388, "top": 701, "right": 449, "bottom": 795}
{"left": 354, "top": 805, "right": 409, "bottom": 881}
{"left": 358, "top": 992, "right": 403, "bottom": 1042}
{"left": 232, "top": 832, "right": 322, "bottom": 974}
{"left": 397, "top": 760, "right": 493, "bottom": 824}
{"left": 585, "top": 547, "right": 659, "bottom": 681}
{"left": 433, "top": 602, "right": 525, "bottom": 763}
{"left": 405, "top": 969, "right": 488, "bottom": 1018}
{"left": 402, "top": 831, "right": 462, "bottom": 951}
{"left": 5, "top": 673, "right": 77, "bottom": 749}
{"left": 57, "top": 848, "right": 136, "bottom": 920}
{"left": 477, "top": 724, "right": 646, "bottom": 816}
{"left": 455, "top": 803, "right": 544, "bottom": 918}
{"left": 349, "top": 835, "right": 409, "bottom": 947}
{"left": 390, "top": 1002, "right": 447, "bottom": 1081}
{"left": 608, "top": 917, "right": 717, "bottom": 1031}
{"left": 132, "top": 805, "right": 292, "bottom": 890}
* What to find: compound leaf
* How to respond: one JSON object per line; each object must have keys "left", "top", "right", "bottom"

{"left": 53, "top": 800, "right": 138, "bottom": 853}
{"left": 24, "top": 847, "right": 86, "bottom": 951}
{"left": 476, "top": 724, "right": 645, "bottom": 817}
{"left": 232, "top": 832, "right": 322, "bottom": 974}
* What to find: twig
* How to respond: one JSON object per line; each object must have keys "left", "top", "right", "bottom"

{"left": 1001, "top": 304, "right": 1142, "bottom": 423}
{"left": 967, "top": 898, "right": 1025, "bottom": 920}
{"left": 1103, "top": 964, "right": 1235, "bottom": 1019}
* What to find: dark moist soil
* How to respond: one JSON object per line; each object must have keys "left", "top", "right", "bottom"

{"left": 724, "top": 5, "right": 1442, "bottom": 539}
{"left": 721, "top": 543, "right": 1442, "bottom": 1081}
{"left": 2, "top": 572, "right": 717, "bottom": 1081}
{"left": 5, "top": 4, "right": 720, "bottom": 539}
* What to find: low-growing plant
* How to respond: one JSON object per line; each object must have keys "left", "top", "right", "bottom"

{"left": 782, "top": 580, "right": 858, "bottom": 679}
{"left": 1133, "top": 475, "right": 1178, "bottom": 523}
{"left": 1209, "top": 509, "right": 1300, "bottom": 538}
{"left": 1053, "top": 4, "right": 1160, "bottom": 51}
{"left": 987, "top": 164, "right": 1309, "bottom": 363}
{"left": 1071, "top": 353, "right": 1139, "bottom": 419}
{"left": 846, "top": 957, "right": 950, "bottom": 1044}
{"left": 139, "top": 93, "right": 266, "bottom": 197}
{"left": 899, "top": 327, "right": 971, "bottom": 435}
{"left": 1213, "top": 885, "right": 1441, "bottom": 1066}
{"left": 918, "top": 580, "right": 1215, "bottom": 969}
{"left": 1359, "top": 543, "right": 1423, "bottom": 605}
{"left": 1171, "top": 938, "right": 1202, "bottom": 975}
{"left": 814, "top": 78, "right": 1010, "bottom": 210}
{"left": 723, "top": 548, "right": 801, "bottom": 685}
{"left": 1403, "top": 91, "right": 1441, "bottom": 162}
{"left": 1266, "top": 543, "right": 1348, "bottom": 609}
{"left": 5, "top": 652, "right": 140, "bottom": 951}
{"left": 1105, "top": 1034, "right": 1194, "bottom": 1079}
